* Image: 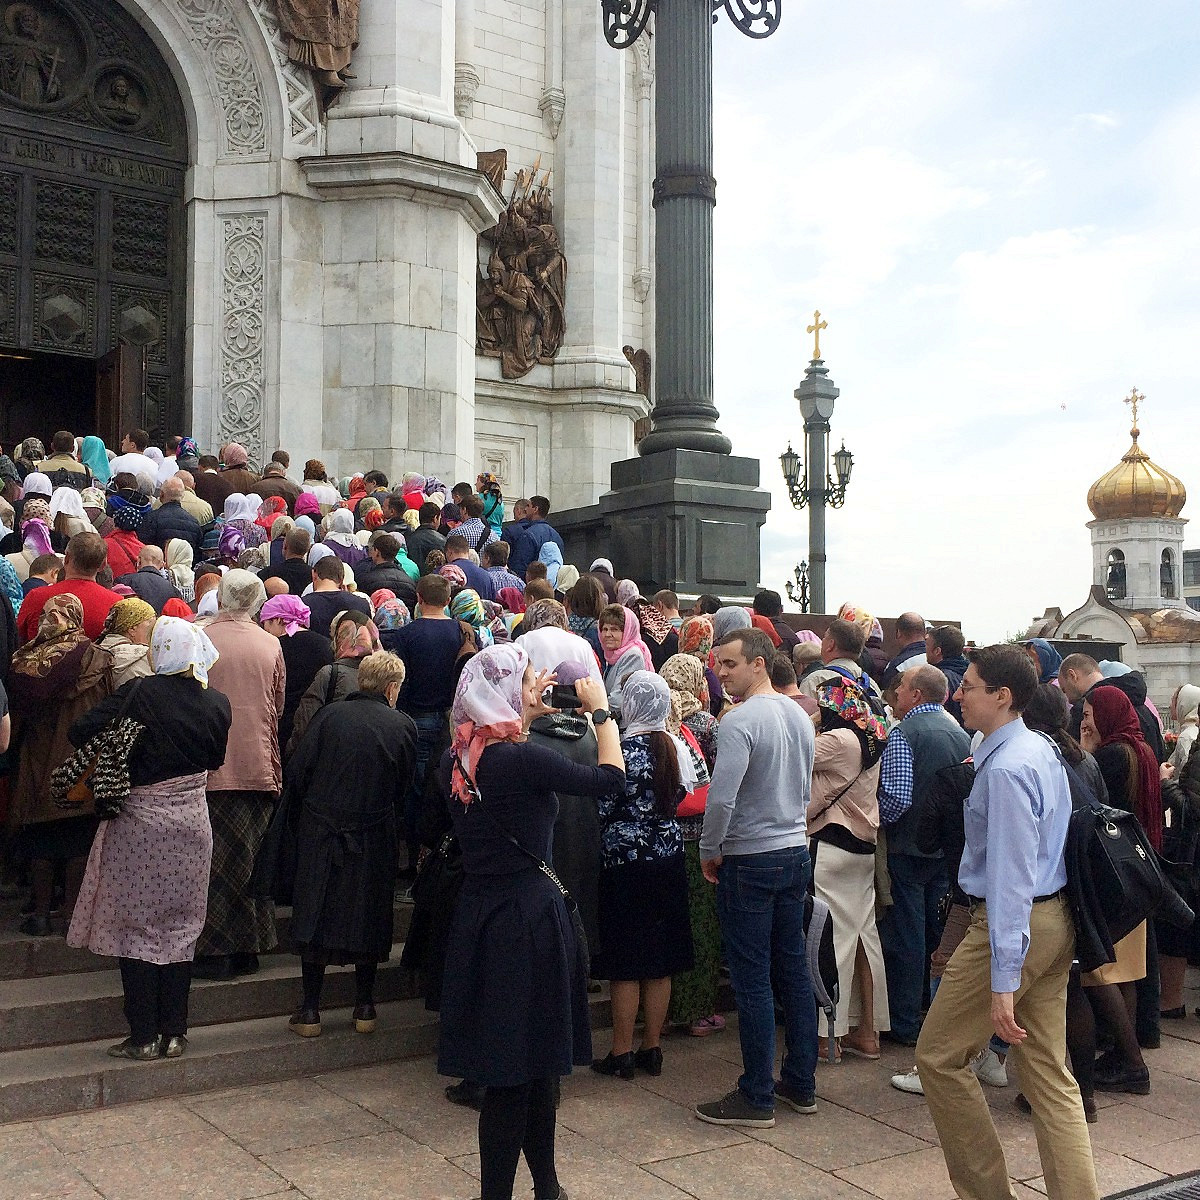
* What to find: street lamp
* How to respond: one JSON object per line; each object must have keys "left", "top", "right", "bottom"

{"left": 779, "top": 437, "right": 854, "bottom": 511}
{"left": 785, "top": 561, "right": 810, "bottom": 613}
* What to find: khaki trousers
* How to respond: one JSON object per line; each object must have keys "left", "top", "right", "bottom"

{"left": 915, "top": 897, "right": 1098, "bottom": 1200}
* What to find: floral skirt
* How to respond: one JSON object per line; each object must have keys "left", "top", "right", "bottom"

{"left": 668, "top": 840, "right": 723, "bottom": 1024}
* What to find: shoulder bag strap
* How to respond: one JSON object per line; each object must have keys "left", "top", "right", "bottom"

{"left": 810, "top": 766, "right": 867, "bottom": 824}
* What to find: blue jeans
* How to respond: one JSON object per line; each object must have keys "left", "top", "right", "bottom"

{"left": 879, "top": 853, "right": 947, "bottom": 1042}
{"left": 403, "top": 709, "right": 449, "bottom": 847}
{"left": 716, "top": 846, "right": 817, "bottom": 1111}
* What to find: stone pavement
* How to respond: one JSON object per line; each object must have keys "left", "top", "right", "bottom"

{"left": 6, "top": 1014, "right": 1200, "bottom": 1200}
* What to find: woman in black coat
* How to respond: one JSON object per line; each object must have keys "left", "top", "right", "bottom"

{"left": 264, "top": 649, "right": 416, "bottom": 1037}
{"left": 438, "top": 644, "right": 624, "bottom": 1200}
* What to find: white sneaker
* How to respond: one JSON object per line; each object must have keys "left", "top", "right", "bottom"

{"left": 971, "top": 1048, "right": 1008, "bottom": 1088}
{"left": 891, "top": 1067, "right": 924, "bottom": 1095}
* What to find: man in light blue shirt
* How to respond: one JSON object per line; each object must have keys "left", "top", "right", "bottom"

{"left": 915, "top": 644, "right": 1098, "bottom": 1200}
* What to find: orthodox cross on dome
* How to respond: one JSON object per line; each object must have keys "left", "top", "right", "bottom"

{"left": 1124, "top": 386, "right": 1144, "bottom": 434}
{"left": 807, "top": 310, "right": 828, "bottom": 361}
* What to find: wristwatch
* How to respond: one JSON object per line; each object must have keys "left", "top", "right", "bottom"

{"left": 592, "top": 708, "right": 613, "bottom": 725}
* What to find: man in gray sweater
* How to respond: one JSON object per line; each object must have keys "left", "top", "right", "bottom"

{"left": 695, "top": 627, "right": 819, "bottom": 1129}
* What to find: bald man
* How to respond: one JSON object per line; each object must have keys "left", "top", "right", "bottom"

{"left": 173, "top": 470, "right": 215, "bottom": 526}
{"left": 144, "top": 474, "right": 203, "bottom": 550}
{"left": 116, "top": 544, "right": 184, "bottom": 613}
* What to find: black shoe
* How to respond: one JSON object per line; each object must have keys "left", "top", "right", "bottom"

{"left": 634, "top": 1047, "right": 663, "bottom": 1076}
{"left": 445, "top": 1080, "right": 487, "bottom": 1110}
{"left": 107, "top": 1036, "right": 162, "bottom": 1061}
{"left": 695, "top": 1088, "right": 775, "bottom": 1128}
{"left": 591, "top": 1051, "right": 635, "bottom": 1080}
{"left": 288, "top": 1008, "right": 321, "bottom": 1038}
{"left": 1015, "top": 1092, "right": 1032, "bottom": 1115}
{"left": 352, "top": 1002, "right": 377, "bottom": 1033}
{"left": 1138, "top": 1031, "right": 1161, "bottom": 1050}
{"left": 1093, "top": 1063, "right": 1150, "bottom": 1095}
{"left": 161, "top": 1035, "right": 188, "bottom": 1058}
{"left": 880, "top": 1029, "right": 919, "bottom": 1048}
{"left": 774, "top": 1080, "right": 817, "bottom": 1114}
{"left": 230, "top": 953, "right": 259, "bottom": 976}
{"left": 1161, "top": 1006, "right": 1187, "bottom": 1020}
{"left": 192, "top": 955, "right": 233, "bottom": 980}
{"left": 18, "top": 914, "right": 51, "bottom": 937}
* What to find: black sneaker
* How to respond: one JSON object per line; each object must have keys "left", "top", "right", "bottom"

{"left": 774, "top": 1081, "right": 817, "bottom": 1114}
{"left": 695, "top": 1088, "right": 775, "bottom": 1128}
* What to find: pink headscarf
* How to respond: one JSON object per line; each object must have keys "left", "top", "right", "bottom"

{"left": 260, "top": 594, "right": 311, "bottom": 636}
{"left": 449, "top": 643, "right": 529, "bottom": 804}
{"left": 603, "top": 605, "right": 654, "bottom": 671}
{"left": 370, "top": 588, "right": 397, "bottom": 611}
{"left": 294, "top": 493, "right": 321, "bottom": 518}
{"left": 222, "top": 442, "right": 249, "bottom": 468}
{"left": 21, "top": 517, "right": 53, "bottom": 558}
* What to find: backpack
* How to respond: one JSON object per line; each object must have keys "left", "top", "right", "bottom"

{"left": 453, "top": 619, "right": 480, "bottom": 681}
{"left": 803, "top": 891, "right": 840, "bottom": 1063}
{"left": 675, "top": 724, "right": 710, "bottom": 819}
{"left": 44, "top": 467, "right": 87, "bottom": 492}
{"left": 826, "top": 664, "right": 887, "bottom": 720}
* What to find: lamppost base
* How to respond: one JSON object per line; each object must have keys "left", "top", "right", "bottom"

{"left": 555, "top": 449, "right": 771, "bottom": 600}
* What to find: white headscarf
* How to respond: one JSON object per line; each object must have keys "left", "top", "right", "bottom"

{"left": 450, "top": 643, "right": 529, "bottom": 802}
{"left": 165, "top": 538, "right": 195, "bottom": 601}
{"left": 216, "top": 567, "right": 267, "bottom": 616}
{"left": 325, "top": 507, "right": 356, "bottom": 546}
{"left": 21, "top": 472, "right": 52, "bottom": 499}
{"left": 308, "top": 542, "right": 335, "bottom": 568}
{"left": 149, "top": 616, "right": 219, "bottom": 687}
{"left": 49, "top": 487, "right": 86, "bottom": 521}
{"left": 223, "top": 492, "right": 245, "bottom": 521}
{"left": 619, "top": 670, "right": 698, "bottom": 791}
{"left": 229, "top": 493, "right": 260, "bottom": 523}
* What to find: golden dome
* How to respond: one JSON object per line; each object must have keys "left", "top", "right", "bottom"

{"left": 1087, "top": 424, "right": 1187, "bottom": 520}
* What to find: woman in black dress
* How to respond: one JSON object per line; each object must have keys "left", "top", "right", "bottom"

{"left": 438, "top": 643, "right": 624, "bottom": 1200}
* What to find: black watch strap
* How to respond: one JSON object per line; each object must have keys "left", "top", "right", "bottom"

{"left": 592, "top": 708, "right": 612, "bottom": 726}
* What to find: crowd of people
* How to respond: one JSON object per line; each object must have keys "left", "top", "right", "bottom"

{"left": 1, "top": 428, "right": 1198, "bottom": 1200}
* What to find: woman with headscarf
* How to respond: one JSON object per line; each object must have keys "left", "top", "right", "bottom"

{"left": 78, "top": 436, "right": 111, "bottom": 487}
{"left": 359, "top": 497, "right": 385, "bottom": 531}
{"left": 518, "top": 597, "right": 602, "bottom": 681}
{"left": 222, "top": 493, "right": 267, "bottom": 550}
{"left": 7, "top": 595, "right": 113, "bottom": 936}
{"left": 322, "top": 507, "right": 367, "bottom": 569}
{"left": 259, "top": 594, "right": 333, "bottom": 750}
{"left": 255, "top": 495, "right": 287, "bottom": 539}
{"left": 591, "top": 671, "right": 696, "bottom": 1079}
{"left": 260, "top": 651, "right": 416, "bottom": 1039}
{"left": 373, "top": 595, "right": 412, "bottom": 653}
{"left": 268, "top": 514, "right": 294, "bottom": 567}
{"left": 1169, "top": 684, "right": 1200, "bottom": 773}
{"left": 597, "top": 604, "right": 654, "bottom": 727}
{"left": 14, "top": 438, "right": 46, "bottom": 480}
{"left": 660, "top": 653, "right": 724, "bottom": 1038}
{"left": 80, "top": 486, "right": 113, "bottom": 538}
{"left": 537, "top": 542, "right": 564, "bottom": 590}
{"left": 104, "top": 507, "right": 146, "bottom": 578}
{"left": 808, "top": 676, "right": 890, "bottom": 1059}
{"left": 97, "top": 597, "right": 156, "bottom": 688}
{"left": 301, "top": 461, "right": 340, "bottom": 514}
{"left": 629, "top": 596, "right": 679, "bottom": 671}
{"left": 437, "top": 562, "right": 467, "bottom": 597}
{"left": 286, "top": 609, "right": 382, "bottom": 756}
{"left": 678, "top": 613, "right": 722, "bottom": 718}
{"left": 67, "top": 617, "right": 231, "bottom": 1059}
{"left": 50, "top": 487, "right": 89, "bottom": 540}
{"left": 1024, "top": 638, "right": 1064, "bottom": 687}
{"left": 588, "top": 558, "right": 618, "bottom": 603}
{"left": 0, "top": 553, "right": 21, "bottom": 616}
{"left": 1079, "top": 685, "right": 1161, "bottom": 1095}
{"left": 437, "top": 644, "right": 624, "bottom": 1200}
{"left": 3, "top": 497, "right": 58, "bottom": 573}
{"left": 451, "top": 589, "right": 496, "bottom": 649}
{"left": 193, "top": 570, "right": 284, "bottom": 981}
{"left": 164, "top": 539, "right": 195, "bottom": 604}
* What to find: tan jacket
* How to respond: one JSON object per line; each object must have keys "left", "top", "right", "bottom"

{"left": 204, "top": 614, "right": 285, "bottom": 794}
{"left": 807, "top": 727, "right": 881, "bottom": 846}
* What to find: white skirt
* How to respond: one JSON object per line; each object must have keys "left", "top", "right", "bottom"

{"left": 813, "top": 839, "right": 890, "bottom": 1036}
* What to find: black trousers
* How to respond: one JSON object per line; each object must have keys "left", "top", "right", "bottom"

{"left": 119, "top": 958, "right": 192, "bottom": 1044}
{"left": 479, "top": 1077, "right": 559, "bottom": 1200}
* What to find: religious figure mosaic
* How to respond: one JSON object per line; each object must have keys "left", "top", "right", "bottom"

{"left": 476, "top": 154, "right": 567, "bottom": 380}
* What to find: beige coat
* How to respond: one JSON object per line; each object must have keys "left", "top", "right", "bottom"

{"left": 807, "top": 727, "right": 881, "bottom": 846}
{"left": 205, "top": 614, "right": 285, "bottom": 794}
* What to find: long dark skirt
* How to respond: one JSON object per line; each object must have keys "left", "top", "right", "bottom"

{"left": 668, "top": 841, "right": 722, "bottom": 1023}
{"left": 593, "top": 852, "right": 694, "bottom": 982}
{"left": 196, "top": 790, "right": 278, "bottom": 957}
{"left": 438, "top": 868, "right": 591, "bottom": 1088}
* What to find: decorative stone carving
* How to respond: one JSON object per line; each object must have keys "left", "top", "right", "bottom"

{"left": 632, "top": 268, "right": 651, "bottom": 304}
{"left": 218, "top": 213, "right": 267, "bottom": 469}
{"left": 538, "top": 86, "right": 565, "bottom": 139}
{"left": 273, "top": 0, "right": 359, "bottom": 111}
{"left": 176, "top": 0, "right": 268, "bottom": 156}
{"left": 245, "top": 0, "right": 321, "bottom": 147}
{"left": 0, "top": 2, "right": 80, "bottom": 105}
{"left": 454, "top": 61, "right": 480, "bottom": 118}
{"left": 476, "top": 158, "right": 567, "bottom": 380}
{"left": 623, "top": 344, "right": 651, "bottom": 401}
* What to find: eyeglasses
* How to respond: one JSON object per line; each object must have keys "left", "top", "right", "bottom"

{"left": 958, "top": 682, "right": 998, "bottom": 695}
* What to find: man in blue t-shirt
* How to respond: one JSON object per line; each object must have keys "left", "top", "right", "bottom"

{"left": 444, "top": 534, "right": 497, "bottom": 601}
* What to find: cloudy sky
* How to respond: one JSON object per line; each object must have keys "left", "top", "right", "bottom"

{"left": 709, "top": 0, "right": 1200, "bottom": 641}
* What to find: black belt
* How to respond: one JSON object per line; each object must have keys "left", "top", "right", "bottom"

{"left": 966, "top": 889, "right": 1064, "bottom": 907}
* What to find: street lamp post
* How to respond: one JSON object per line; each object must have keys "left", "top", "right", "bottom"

{"left": 785, "top": 560, "right": 810, "bottom": 613}
{"left": 779, "top": 312, "right": 852, "bottom": 614}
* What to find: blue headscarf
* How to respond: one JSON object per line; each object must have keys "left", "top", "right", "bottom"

{"left": 1024, "top": 638, "right": 1063, "bottom": 685}
{"left": 79, "top": 436, "right": 110, "bottom": 485}
{"left": 538, "top": 540, "right": 564, "bottom": 588}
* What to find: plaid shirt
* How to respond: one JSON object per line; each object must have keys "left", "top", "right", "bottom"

{"left": 454, "top": 517, "right": 497, "bottom": 551}
{"left": 877, "top": 702, "right": 944, "bottom": 824}
{"left": 488, "top": 565, "right": 525, "bottom": 593}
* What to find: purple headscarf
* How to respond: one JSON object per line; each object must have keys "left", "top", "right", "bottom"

{"left": 260, "top": 594, "right": 311, "bottom": 636}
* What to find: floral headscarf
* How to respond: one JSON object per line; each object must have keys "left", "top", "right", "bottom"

{"left": 10, "top": 593, "right": 91, "bottom": 699}
{"left": 523, "top": 597, "right": 568, "bottom": 631}
{"left": 439, "top": 563, "right": 467, "bottom": 594}
{"left": 679, "top": 614, "right": 714, "bottom": 661}
{"left": 633, "top": 597, "right": 672, "bottom": 646}
{"left": 374, "top": 599, "right": 411, "bottom": 632}
{"left": 815, "top": 677, "right": 888, "bottom": 767}
{"left": 370, "top": 588, "right": 397, "bottom": 611}
{"left": 836, "top": 602, "right": 875, "bottom": 640}
{"left": 360, "top": 497, "right": 384, "bottom": 529}
{"left": 260, "top": 594, "right": 311, "bottom": 635}
{"left": 255, "top": 496, "right": 286, "bottom": 533}
{"left": 150, "top": 615, "right": 219, "bottom": 685}
{"left": 104, "top": 597, "right": 156, "bottom": 637}
{"left": 619, "top": 670, "right": 699, "bottom": 792}
{"left": 218, "top": 524, "right": 245, "bottom": 561}
{"left": 333, "top": 610, "right": 381, "bottom": 659}
{"left": 80, "top": 486, "right": 106, "bottom": 513}
{"left": 616, "top": 578, "right": 640, "bottom": 607}
{"left": 451, "top": 589, "right": 491, "bottom": 638}
{"left": 661, "top": 653, "right": 709, "bottom": 728}
{"left": 450, "top": 643, "right": 529, "bottom": 804}
{"left": 425, "top": 549, "right": 446, "bottom": 573}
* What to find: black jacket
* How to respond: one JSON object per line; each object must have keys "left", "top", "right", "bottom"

{"left": 260, "top": 558, "right": 314, "bottom": 596}
{"left": 115, "top": 567, "right": 183, "bottom": 614}
{"left": 353, "top": 559, "right": 417, "bottom": 608}
{"left": 1069, "top": 674, "right": 1167, "bottom": 764}
{"left": 141, "top": 501, "right": 201, "bottom": 552}
{"left": 405, "top": 526, "right": 446, "bottom": 574}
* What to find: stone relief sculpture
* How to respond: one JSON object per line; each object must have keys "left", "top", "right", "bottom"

{"left": 623, "top": 345, "right": 651, "bottom": 402}
{"left": 0, "top": 3, "right": 68, "bottom": 104}
{"left": 274, "top": 0, "right": 358, "bottom": 110}
{"left": 476, "top": 155, "right": 568, "bottom": 380}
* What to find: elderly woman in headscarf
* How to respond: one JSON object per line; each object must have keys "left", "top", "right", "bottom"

{"left": 451, "top": 589, "right": 495, "bottom": 649}
{"left": 1169, "top": 684, "right": 1200, "bottom": 772}
{"left": 49, "top": 488, "right": 89, "bottom": 540}
{"left": 260, "top": 651, "right": 417, "bottom": 1040}
{"left": 80, "top": 486, "right": 113, "bottom": 537}
{"left": 14, "top": 438, "right": 46, "bottom": 479}
{"left": 259, "top": 593, "right": 333, "bottom": 750}
{"left": 164, "top": 539, "right": 195, "bottom": 603}
{"left": 104, "top": 507, "right": 146, "bottom": 577}
{"left": 67, "top": 617, "right": 231, "bottom": 1060}
{"left": 97, "top": 597, "right": 156, "bottom": 687}
{"left": 371, "top": 590, "right": 411, "bottom": 651}
{"left": 7, "top": 595, "right": 113, "bottom": 936}
{"left": 222, "top": 493, "right": 267, "bottom": 549}
{"left": 1024, "top": 638, "right": 1064, "bottom": 687}
{"left": 627, "top": 594, "right": 679, "bottom": 671}
{"left": 597, "top": 603, "right": 654, "bottom": 727}
{"left": 192, "top": 570, "right": 284, "bottom": 981}
{"left": 438, "top": 562, "right": 467, "bottom": 597}
{"left": 660, "top": 653, "right": 724, "bottom": 1039}
{"left": 808, "top": 675, "right": 891, "bottom": 1060}
{"left": 267, "top": 514, "right": 294, "bottom": 567}
{"left": 286, "top": 609, "right": 382, "bottom": 756}
{"left": 437, "top": 644, "right": 624, "bottom": 1200}
{"left": 216, "top": 523, "right": 245, "bottom": 569}
{"left": 323, "top": 507, "right": 367, "bottom": 569}
{"left": 3, "top": 497, "right": 56, "bottom": 573}
{"left": 255, "top": 495, "right": 287, "bottom": 537}
{"left": 591, "top": 671, "right": 697, "bottom": 1080}
{"left": 78, "top": 436, "right": 111, "bottom": 487}
{"left": 519, "top": 596, "right": 602, "bottom": 682}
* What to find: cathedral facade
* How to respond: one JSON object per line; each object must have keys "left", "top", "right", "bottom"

{"left": 0, "top": 0, "right": 653, "bottom": 508}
